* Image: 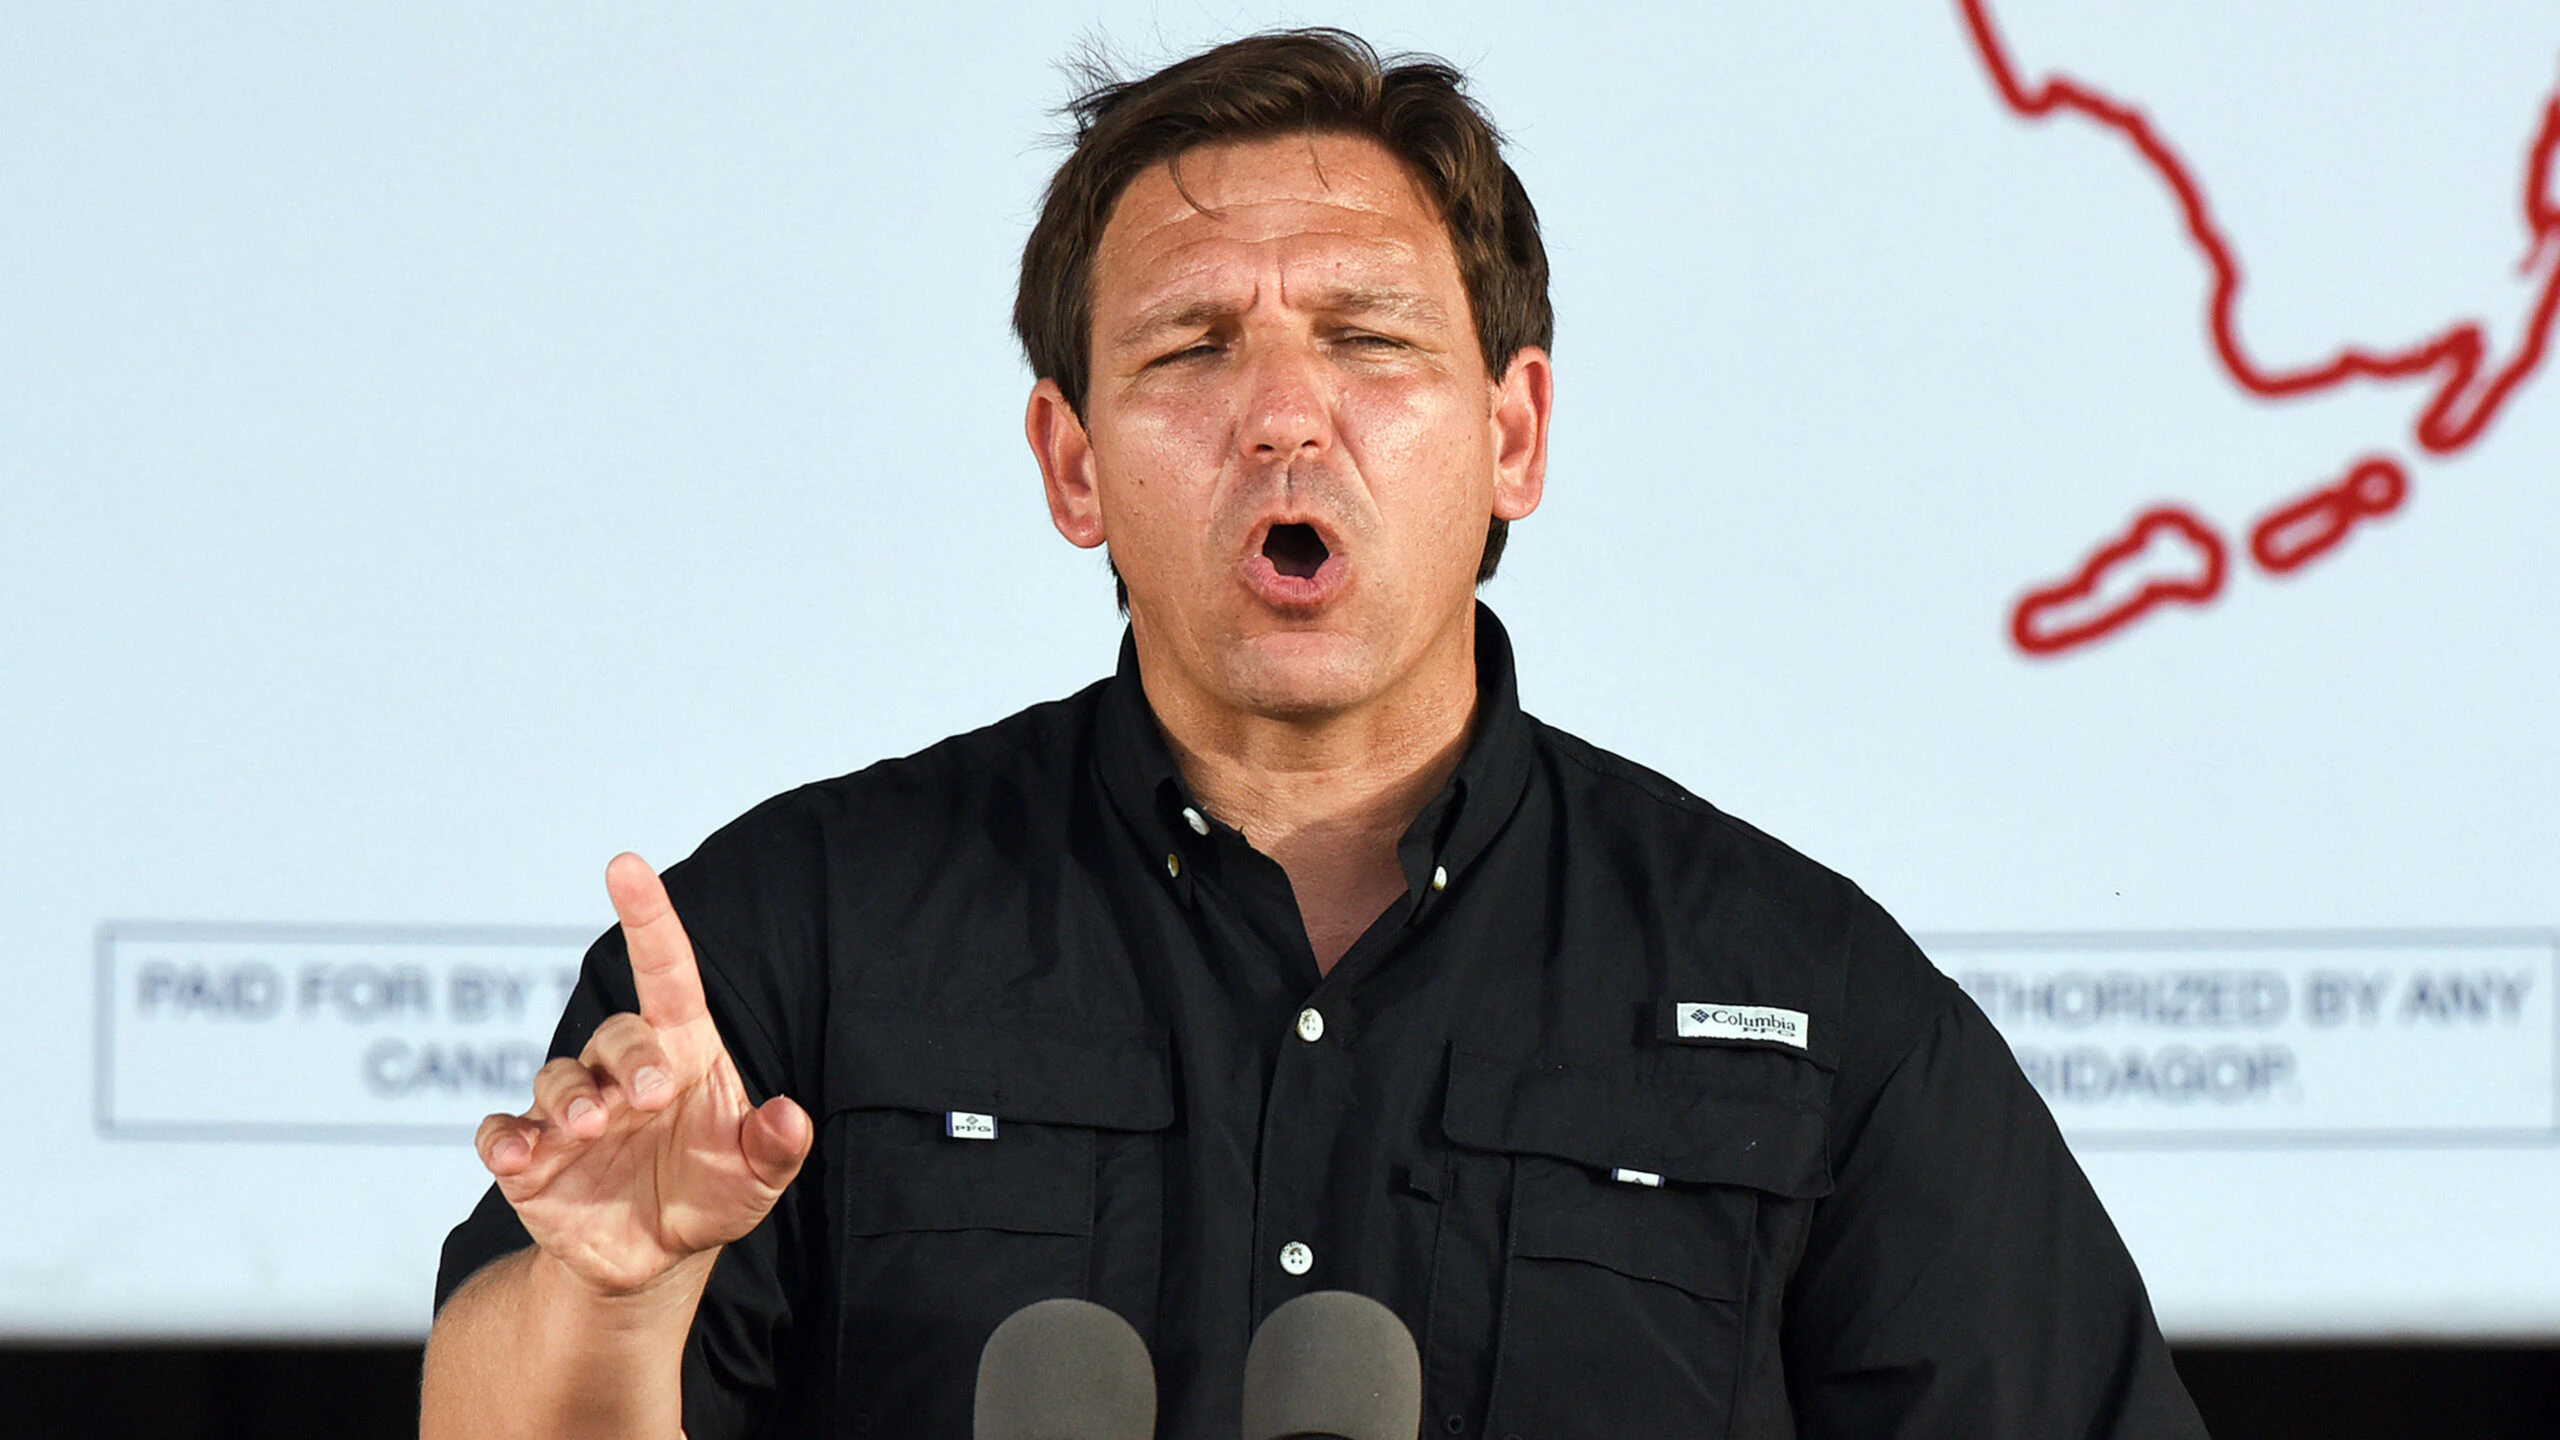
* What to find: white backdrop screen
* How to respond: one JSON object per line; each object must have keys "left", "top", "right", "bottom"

{"left": 4, "top": 1, "right": 2556, "bottom": 1340}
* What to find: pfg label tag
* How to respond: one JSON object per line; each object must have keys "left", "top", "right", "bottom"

{"left": 945, "top": 1111, "right": 998, "bottom": 1140}
{"left": 1675, "top": 1002, "right": 1810, "bottom": 1050}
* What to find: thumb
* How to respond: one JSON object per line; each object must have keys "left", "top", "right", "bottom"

{"left": 740, "top": 1094, "right": 814, "bottom": 1191}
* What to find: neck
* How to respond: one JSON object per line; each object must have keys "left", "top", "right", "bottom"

{"left": 1139, "top": 614, "right": 1479, "bottom": 976}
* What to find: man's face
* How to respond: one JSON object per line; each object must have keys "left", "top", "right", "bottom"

{"left": 1029, "top": 131, "right": 1549, "bottom": 723}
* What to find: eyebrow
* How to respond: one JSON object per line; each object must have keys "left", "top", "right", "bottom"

{"left": 1112, "top": 300, "right": 1232, "bottom": 351}
{"left": 1109, "top": 286, "right": 1454, "bottom": 351}
{"left": 1313, "top": 286, "right": 1451, "bottom": 329}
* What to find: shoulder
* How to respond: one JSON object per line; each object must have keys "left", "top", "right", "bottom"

{"left": 822, "top": 680, "right": 1105, "bottom": 805}
{"left": 678, "top": 679, "right": 1107, "bottom": 880}
{"left": 1535, "top": 720, "right": 1847, "bottom": 905}
{"left": 1528, "top": 717, "right": 1960, "bottom": 1072}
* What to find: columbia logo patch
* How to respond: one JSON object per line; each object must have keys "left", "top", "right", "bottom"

{"left": 1676, "top": 1002, "right": 1810, "bottom": 1050}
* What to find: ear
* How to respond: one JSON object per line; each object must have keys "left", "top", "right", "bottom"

{"left": 1489, "top": 346, "right": 1552, "bottom": 522}
{"left": 1027, "top": 378, "right": 1107, "bottom": 549}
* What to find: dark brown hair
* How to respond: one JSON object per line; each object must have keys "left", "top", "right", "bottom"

{"left": 1014, "top": 28, "right": 1552, "bottom": 586}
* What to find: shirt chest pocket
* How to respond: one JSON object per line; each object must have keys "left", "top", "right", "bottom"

{"left": 1439, "top": 1048, "right": 1832, "bottom": 1440}
{"left": 823, "top": 1008, "right": 1173, "bottom": 1439}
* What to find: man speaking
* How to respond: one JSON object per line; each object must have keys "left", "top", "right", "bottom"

{"left": 421, "top": 29, "right": 2208, "bottom": 1439}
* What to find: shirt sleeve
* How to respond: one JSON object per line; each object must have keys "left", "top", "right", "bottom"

{"left": 1781, "top": 907, "right": 2209, "bottom": 1440}
{"left": 431, "top": 791, "right": 834, "bottom": 1440}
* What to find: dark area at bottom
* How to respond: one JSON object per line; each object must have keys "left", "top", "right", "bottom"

{"left": 0, "top": 1342, "right": 2554, "bottom": 1437}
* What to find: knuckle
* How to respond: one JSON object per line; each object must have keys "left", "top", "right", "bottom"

{"left": 587, "top": 1012, "right": 653, "bottom": 1053}
{"left": 576, "top": 1021, "right": 624, "bottom": 1065}
{"left": 530, "top": 1059, "right": 587, "bottom": 1104}
{"left": 605, "top": 1030, "right": 669, "bottom": 1071}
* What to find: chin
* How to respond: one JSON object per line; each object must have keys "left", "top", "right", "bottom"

{"left": 1219, "top": 633, "right": 1378, "bottom": 719}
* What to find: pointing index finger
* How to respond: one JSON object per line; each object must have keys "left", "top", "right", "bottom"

{"left": 606, "top": 852, "right": 708, "bottom": 1030}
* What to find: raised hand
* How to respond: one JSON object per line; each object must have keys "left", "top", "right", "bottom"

{"left": 474, "top": 852, "right": 814, "bottom": 1296}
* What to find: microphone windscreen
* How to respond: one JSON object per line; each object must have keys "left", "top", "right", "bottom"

{"left": 1239, "top": 1290, "right": 1422, "bottom": 1440}
{"left": 973, "top": 1297, "right": 1157, "bottom": 1440}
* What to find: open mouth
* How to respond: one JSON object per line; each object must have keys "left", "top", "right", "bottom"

{"left": 1262, "top": 523, "right": 1330, "bottom": 580}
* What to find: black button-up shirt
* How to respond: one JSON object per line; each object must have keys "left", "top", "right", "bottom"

{"left": 438, "top": 607, "right": 2206, "bottom": 1440}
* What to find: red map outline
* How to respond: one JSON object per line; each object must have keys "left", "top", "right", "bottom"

{"left": 1959, "top": 0, "right": 2560, "bottom": 654}
{"left": 2251, "top": 456, "right": 2409, "bottom": 575}
{"left": 2012, "top": 507, "right": 2227, "bottom": 656}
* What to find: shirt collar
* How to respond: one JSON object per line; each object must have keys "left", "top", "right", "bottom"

{"left": 1092, "top": 603, "right": 1535, "bottom": 916}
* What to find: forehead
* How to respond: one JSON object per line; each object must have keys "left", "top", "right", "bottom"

{"left": 1091, "top": 132, "right": 1462, "bottom": 311}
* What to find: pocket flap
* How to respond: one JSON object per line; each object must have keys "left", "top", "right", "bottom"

{"left": 1510, "top": 1156, "right": 1752, "bottom": 1301}
{"left": 1443, "top": 1049, "right": 1832, "bottom": 1199}
{"left": 824, "top": 1005, "right": 1174, "bottom": 1133}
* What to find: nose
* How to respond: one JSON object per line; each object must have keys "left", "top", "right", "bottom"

{"left": 1237, "top": 338, "right": 1334, "bottom": 464}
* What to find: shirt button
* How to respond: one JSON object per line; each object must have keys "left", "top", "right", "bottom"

{"left": 1278, "top": 1240, "right": 1314, "bottom": 1275}
{"left": 1294, "top": 1007, "right": 1325, "bottom": 1043}
{"left": 1182, "top": 806, "right": 1210, "bottom": 836}
{"left": 1431, "top": 865, "right": 1448, "bottom": 892}
{"left": 1165, "top": 852, "right": 1181, "bottom": 879}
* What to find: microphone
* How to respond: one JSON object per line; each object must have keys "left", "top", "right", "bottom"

{"left": 1239, "top": 1291, "right": 1423, "bottom": 1440}
{"left": 973, "top": 1297, "right": 1158, "bottom": 1440}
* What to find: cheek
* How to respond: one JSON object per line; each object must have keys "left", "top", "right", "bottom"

{"left": 1089, "top": 403, "right": 1232, "bottom": 574}
{"left": 1337, "top": 378, "right": 1494, "bottom": 503}
{"left": 1098, "top": 382, "right": 1234, "bottom": 480}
